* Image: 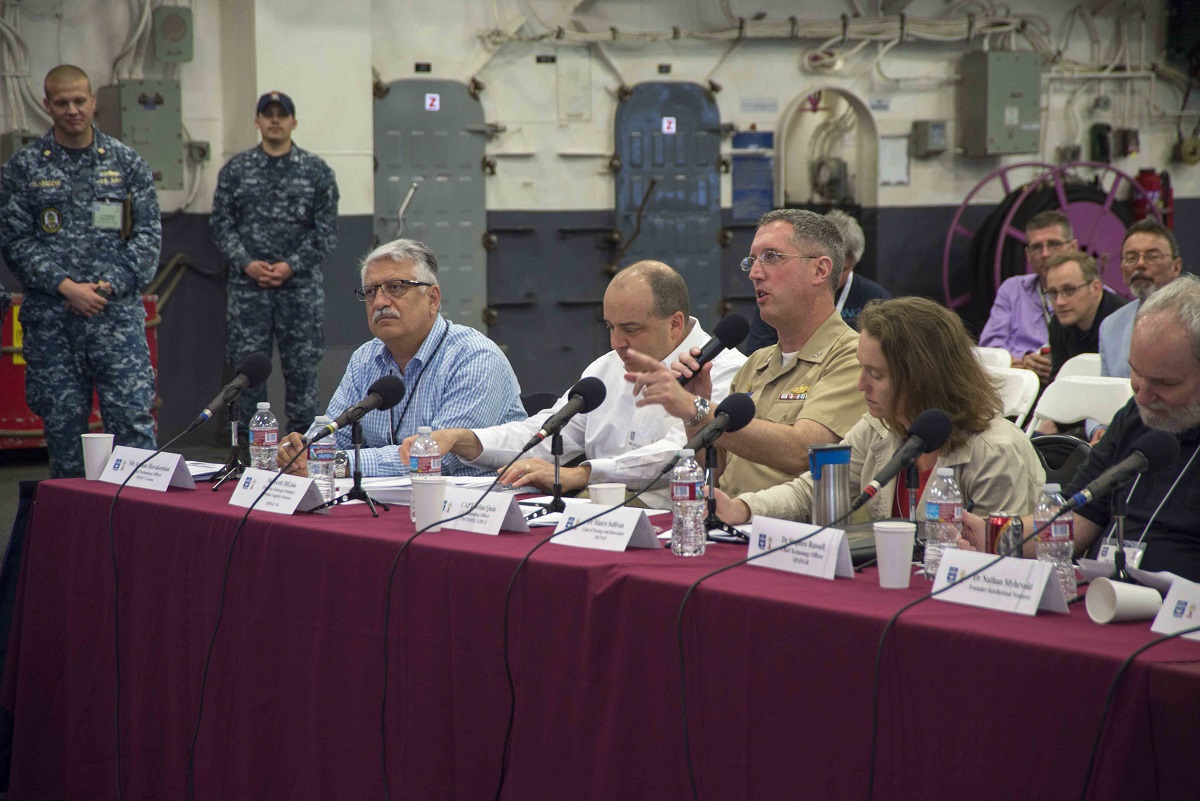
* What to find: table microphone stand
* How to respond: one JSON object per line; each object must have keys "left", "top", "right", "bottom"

{"left": 704, "top": 443, "right": 745, "bottom": 541}
{"left": 906, "top": 463, "right": 924, "bottom": 563}
{"left": 319, "top": 421, "right": 388, "bottom": 517}
{"left": 524, "top": 432, "right": 566, "bottom": 521}
{"left": 210, "top": 399, "right": 247, "bottom": 490}
{"left": 1110, "top": 489, "right": 1131, "bottom": 582}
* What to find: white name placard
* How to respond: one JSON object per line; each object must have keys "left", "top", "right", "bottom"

{"left": 440, "top": 485, "right": 530, "bottom": 535}
{"left": 933, "top": 550, "right": 1068, "bottom": 616}
{"left": 746, "top": 516, "right": 854, "bottom": 580}
{"left": 100, "top": 446, "right": 195, "bottom": 492}
{"left": 228, "top": 468, "right": 326, "bottom": 515}
{"left": 1152, "top": 577, "right": 1200, "bottom": 642}
{"left": 550, "top": 499, "right": 660, "bottom": 552}
{"left": 1097, "top": 540, "right": 1146, "bottom": 568}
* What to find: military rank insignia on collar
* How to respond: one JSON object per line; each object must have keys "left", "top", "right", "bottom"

{"left": 779, "top": 385, "right": 809, "bottom": 401}
{"left": 39, "top": 207, "right": 62, "bottom": 234}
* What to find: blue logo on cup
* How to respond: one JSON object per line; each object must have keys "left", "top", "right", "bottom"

{"left": 947, "top": 566, "right": 959, "bottom": 583}
{"left": 1174, "top": 600, "right": 1189, "bottom": 619}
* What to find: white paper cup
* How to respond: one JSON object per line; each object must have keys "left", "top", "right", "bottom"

{"left": 589, "top": 483, "right": 627, "bottom": 506}
{"left": 411, "top": 476, "right": 447, "bottom": 532}
{"left": 82, "top": 433, "right": 115, "bottom": 481}
{"left": 873, "top": 520, "right": 917, "bottom": 589}
{"left": 1086, "top": 577, "right": 1163, "bottom": 624}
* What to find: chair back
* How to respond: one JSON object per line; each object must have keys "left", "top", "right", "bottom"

{"left": 1057, "top": 352, "right": 1102, "bottom": 378}
{"left": 988, "top": 367, "right": 1040, "bottom": 428}
{"left": 974, "top": 346, "right": 1012, "bottom": 369}
{"left": 1031, "top": 434, "right": 1092, "bottom": 487}
{"left": 1025, "top": 376, "right": 1133, "bottom": 434}
{"left": 521, "top": 392, "right": 561, "bottom": 417}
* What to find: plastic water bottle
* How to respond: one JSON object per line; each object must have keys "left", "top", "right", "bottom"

{"left": 670, "top": 449, "right": 707, "bottom": 557}
{"left": 248, "top": 402, "right": 278, "bottom": 471}
{"left": 409, "top": 426, "right": 442, "bottom": 522}
{"left": 1035, "top": 483, "right": 1078, "bottom": 601}
{"left": 306, "top": 415, "right": 336, "bottom": 502}
{"left": 922, "top": 467, "right": 963, "bottom": 577}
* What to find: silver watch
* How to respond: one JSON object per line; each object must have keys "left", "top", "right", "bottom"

{"left": 686, "top": 396, "right": 711, "bottom": 427}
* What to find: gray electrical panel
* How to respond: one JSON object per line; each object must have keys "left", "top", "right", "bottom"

{"left": 960, "top": 51, "right": 1042, "bottom": 156}
{"left": 95, "top": 79, "right": 184, "bottom": 189}
{"left": 153, "top": 7, "right": 194, "bottom": 63}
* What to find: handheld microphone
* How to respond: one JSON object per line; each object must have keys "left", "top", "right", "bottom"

{"left": 524, "top": 376, "right": 607, "bottom": 449}
{"left": 684, "top": 393, "right": 756, "bottom": 451}
{"left": 850, "top": 408, "right": 953, "bottom": 511}
{"left": 677, "top": 313, "right": 750, "bottom": 385}
{"left": 190, "top": 352, "right": 272, "bottom": 429}
{"left": 307, "top": 375, "right": 406, "bottom": 444}
{"left": 1063, "top": 429, "right": 1180, "bottom": 512}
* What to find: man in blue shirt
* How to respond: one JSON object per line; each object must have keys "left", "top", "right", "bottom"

{"left": 276, "top": 238, "right": 525, "bottom": 476}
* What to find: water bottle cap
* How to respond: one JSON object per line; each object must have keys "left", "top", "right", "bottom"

{"left": 256, "top": 402, "right": 270, "bottom": 410}
{"left": 418, "top": 426, "right": 432, "bottom": 435}
{"left": 1044, "top": 482, "right": 1061, "bottom": 493}
{"left": 679, "top": 448, "right": 694, "bottom": 458}
{"left": 936, "top": 467, "right": 953, "bottom": 477}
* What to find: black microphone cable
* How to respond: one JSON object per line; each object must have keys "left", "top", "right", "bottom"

{"left": 492, "top": 456, "right": 683, "bottom": 801}
{"left": 676, "top": 503, "right": 860, "bottom": 801}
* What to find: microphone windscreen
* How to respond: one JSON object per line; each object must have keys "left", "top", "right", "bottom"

{"left": 571, "top": 376, "right": 607, "bottom": 414}
{"left": 716, "top": 392, "right": 756, "bottom": 433}
{"left": 1132, "top": 429, "right": 1181, "bottom": 472}
{"left": 368, "top": 375, "right": 407, "bottom": 410}
{"left": 908, "top": 408, "right": 953, "bottom": 453}
{"left": 237, "top": 352, "right": 272, "bottom": 388}
{"left": 713, "top": 313, "right": 750, "bottom": 349}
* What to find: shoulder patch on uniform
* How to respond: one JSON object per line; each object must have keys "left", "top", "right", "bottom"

{"left": 39, "top": 207, "right": 62, "bottom": 234}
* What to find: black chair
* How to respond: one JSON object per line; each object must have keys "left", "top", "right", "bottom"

{"left": 1031, "top": 433, "right": 1092, "bottom": 487}
{"left": 520, "top": 391, "right": 560, "bottom": 417}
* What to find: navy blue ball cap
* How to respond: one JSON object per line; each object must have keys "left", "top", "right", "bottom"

{"left": 256, "top": 90, "right": 295, "bottom": 117}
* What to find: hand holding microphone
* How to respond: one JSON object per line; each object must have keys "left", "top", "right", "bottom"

{"left": 675, "top": 313, "right": 749, "bottom": 386}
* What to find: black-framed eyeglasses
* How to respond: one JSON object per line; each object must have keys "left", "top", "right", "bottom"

{"left": 1044, "top": 282, "right": 1093, "bottom": 301}
{"left": 354, "top": 279, "right": 433, "bottom": 302}
{"left": 1025, "top": 239, "right": 1068, "bottom": 254}
{"left": 1120, "top": 250, "right": 1171, "bottom": 267}
{"left": 739, "top": 251, "right": 823, "bottom": 271}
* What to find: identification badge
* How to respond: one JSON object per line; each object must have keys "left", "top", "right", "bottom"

{"left": 1097, "top": 538, "right": 1146, "bottom": 568}
{"left": 92, "top": 201, "right": 123, "bottom": 230}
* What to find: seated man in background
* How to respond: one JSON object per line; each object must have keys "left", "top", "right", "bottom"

{"left": 277, "top": 238, "right": 525, "bottom": 476}
{"left": 1043, "top": 251, "right": 1126, "bottom": 383}
{"left": 979, "top": 210, "right": 1077, "bottom": 375}
{"left": 400, "top": 261, "right": 746, "bottom": 508}
{"left": 963, "top": 275, "right": 1200, "bottom": 582}
{"left": 743, "top": 208, "right": 889, "bottom": 350}
{"left": 625, "top": 209, "right": 866, "bottom": 497}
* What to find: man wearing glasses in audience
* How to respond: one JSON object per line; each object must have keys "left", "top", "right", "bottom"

{"left": 275, "top": 238, "right": 525, "bottom": 476}
{"left": 1042, "top": 251, "right": 1126, "bottom": 383}
{"left": 623, "top": 209, "right": 865, "bottom": 497}
{"left": 979, "top": 210, "right": 1078, "bottom": 377}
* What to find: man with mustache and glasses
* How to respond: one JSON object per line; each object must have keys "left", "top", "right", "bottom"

{"left": 276, "top": 238, "right": 524, "bottom": 477}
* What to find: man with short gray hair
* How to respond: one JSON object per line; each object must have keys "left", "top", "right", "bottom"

{"left": 276, "top": 238, "right": 525, "bottom": 476}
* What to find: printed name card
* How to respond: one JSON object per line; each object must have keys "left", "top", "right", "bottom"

{"left": 746, "top": 516, "right": 854, "bottom": 580}
{"left": 550, "top": 499, "right": 660, "bottom": 552}
{"left": 1152, "top": 577, "right": 1200, "bottom": 642}
{"left": 933, "top": 550, "right": 1068, "bottom": 616}
{"left": 100, "top": 446, "right": 195, "bottom": 492}
{"left": 228, "top": 468, "right": 326, "bottom": 515}
{"left": 440, "top": 485, "right": 530, "bottom": 535}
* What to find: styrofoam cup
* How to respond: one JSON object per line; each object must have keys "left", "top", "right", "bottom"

{"left": 873, "top": 520, "right": 917, "bottom": 589}
{"left": 82, "top": 433, "right": 115, "bottom": 480}
{"left": 589, "top": 483, "right": 627, "bottom": 506}
{"left": 411, "top": 476, "right": 447, "bottom": 532}
{"left": 1086, "top": 577, "right": 1162, "bottom": 624}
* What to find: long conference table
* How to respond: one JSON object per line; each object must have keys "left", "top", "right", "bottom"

{"left": 3, "top": 478, "right": 1199, "bottom": 800}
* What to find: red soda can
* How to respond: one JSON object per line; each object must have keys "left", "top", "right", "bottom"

{"left": 986, "top": 513, "right": 1023, "bottom": 555}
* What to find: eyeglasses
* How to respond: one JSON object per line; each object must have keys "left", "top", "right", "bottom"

{"left": 1044, "top": 283, "right": 1093, "bottom": 301}
{"left": 739, "top": 251, "right": 823, "bottom": 271}
{"left": 1025, "top": 239, "right": 1069, "bottom": 254}
{"left": 1120, "top": 250, "right": 1172, "bottom": 267}
{"left": 354, "top": 279, "right": 433, "bottom": 302}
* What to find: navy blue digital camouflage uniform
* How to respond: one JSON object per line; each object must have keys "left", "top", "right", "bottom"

{"left": 210, "top": 144, "right": 338, "bottom": 435}
{"left": 0, "top": 126, "right": 160, "bottom": 477}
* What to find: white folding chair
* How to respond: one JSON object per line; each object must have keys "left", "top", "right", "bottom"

{"left": 974, "top": 346, "right": 1012, "bottom": 369}
{"left": 989, "top": 367, "right": 1040, "bottom": 429}
{"left": 1057, "top": 352, "right": 1102, "bottom": 378}
{"left": 1025, "top": 376, "right": 1133, "bottom": 435}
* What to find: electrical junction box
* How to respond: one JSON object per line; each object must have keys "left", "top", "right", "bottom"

{"left": 153, "top": 6, "right": 194, "bottom": 63}
{"left": 911, "top": 120, "right": 947, "bottom": 157}
{"left": 960, "top": 51, "right": 1042, "bottom": 156}
{"left": 95, "top": 79, "right": 184, "bottom": 190}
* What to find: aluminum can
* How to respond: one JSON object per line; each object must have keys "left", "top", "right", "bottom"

{"left": 986, "top": 512, "right": 1023, "bottom": 556}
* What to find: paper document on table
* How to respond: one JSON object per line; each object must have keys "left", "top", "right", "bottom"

{"left": 186, "top": 461, "right": 226, "bottom": 480}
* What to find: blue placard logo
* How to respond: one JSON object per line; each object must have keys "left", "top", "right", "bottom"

{"left": 564, "top": 516, "right": 576, "bottom": 529}
{"left": 112, "top": 458, "right": 123, "bottom": 471}
{"left": 757, "top": 533, "right": 767, "bottom": 549}
{"left": 1174, "top": 600, "right": 1189, "bottom": 619}
{"left": 242, "top": 475, "right": 254, "bottom": 490}
{"left": 947, "top": 566, "right": 959, "bottom": 583}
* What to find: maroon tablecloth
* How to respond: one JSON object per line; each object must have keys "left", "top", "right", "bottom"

{"left": 3, "top": 479, "right": 1199, "bottom": 800}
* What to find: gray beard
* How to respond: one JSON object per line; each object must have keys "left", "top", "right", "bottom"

{"left": 1138, "top": 397, "right": 1200, "bottom": 434}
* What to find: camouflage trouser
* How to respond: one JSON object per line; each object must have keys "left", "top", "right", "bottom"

{"left": 226, "top": 281, "right": 324, "bottom": 435}
{"left": 22, "top": 314, "right": 156, "bottom": 478}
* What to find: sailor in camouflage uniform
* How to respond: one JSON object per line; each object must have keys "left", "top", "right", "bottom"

{"left": 0, "top": 65, "right": 160, "bottom": 478}
{"left": 210, "top": 90, "right": 339, "bottom": 436}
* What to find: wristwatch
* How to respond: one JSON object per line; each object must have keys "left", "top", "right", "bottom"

{"left": 686, "top": 396, "right": 711, "bottom": 427}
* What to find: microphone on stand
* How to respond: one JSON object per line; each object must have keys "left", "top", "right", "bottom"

{"left": 523, "top": 377, "right": 607, "bottom": 449}
{"left": 189, "top": 352, "right": 272, "bottom": 430}
{"left": 1063, "top": 430, "right": 1180, "bottom": 512}
{"left": 677, "top": 313, "right": 750, "bottom": 385}
{"left": 850, "top": 408, "right": 953, "bottom": 512}
{"left": 684, "top": 393, "right": 756, "bottom": 451}
{"left": 306, "top": 376, "right": 407, "bottom": 445}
